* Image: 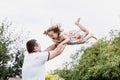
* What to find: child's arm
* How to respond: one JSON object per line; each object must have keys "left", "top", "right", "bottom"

{"left": 59, "top": 35, "right": 70, "bottom": 45}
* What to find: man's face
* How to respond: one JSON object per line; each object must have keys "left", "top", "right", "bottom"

{"left": 47, "top": 31, "right": 58, "bottom": 40}
{"left": 33, "top": 42, "right": 41, "bottom": 52}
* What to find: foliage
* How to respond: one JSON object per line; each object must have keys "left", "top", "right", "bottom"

{"left": 55, "top": 30, "right": 120, "bottom": 80}
{"left": 45, "top": 72, "right": 64, "bottom": 80}
{"left": 0, "top": 21, "right": 25, "bottom": 80}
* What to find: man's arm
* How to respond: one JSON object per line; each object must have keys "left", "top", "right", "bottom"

{"left": 48, "top": 44, "right": 66, "bottom": 60}
{"left": 44, "top": 43, "right": 57, "bottom": 51}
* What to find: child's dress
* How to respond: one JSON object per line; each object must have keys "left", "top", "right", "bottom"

{"left": 53, "top": 29, "right": 86, "bottom": 44}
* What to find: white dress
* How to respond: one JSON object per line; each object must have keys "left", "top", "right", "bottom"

{"left": 53, "top": 29, "right": 86, "bottom": 44}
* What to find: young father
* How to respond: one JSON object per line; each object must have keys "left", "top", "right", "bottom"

{"left": 22, "top": 39, "right": 66, "bottom": 80}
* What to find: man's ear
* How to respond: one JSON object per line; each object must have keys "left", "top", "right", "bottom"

{"left": 33, "top": 46, "right": 37, "bottom": 52}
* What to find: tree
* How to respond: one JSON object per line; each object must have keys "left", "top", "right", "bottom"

{"left": 54, "top": 30, "right": 120, "bottom": 80}
{"left": 0, "top": 21, "right": 26, "bottom": 80}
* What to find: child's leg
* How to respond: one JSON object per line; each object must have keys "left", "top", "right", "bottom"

{"left": 80, "top": 34, "right": 97, "bottom": 44}
{"left": 75, "top": 18, "right": 89, "bottom": 37}
{"left": 84, "top": 34, "right": 97, "bottom": 41}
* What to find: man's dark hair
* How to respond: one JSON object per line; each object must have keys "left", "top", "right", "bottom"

{"left": 26, "top": 39, "right": 37, "bottom": 53}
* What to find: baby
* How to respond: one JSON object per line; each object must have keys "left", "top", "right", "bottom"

{"left": 44, "top": 18, "right": 97, "bottom": 46}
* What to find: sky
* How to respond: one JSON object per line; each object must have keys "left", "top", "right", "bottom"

{"left": 0, "top": 0, "right": 120, "bottom": 72}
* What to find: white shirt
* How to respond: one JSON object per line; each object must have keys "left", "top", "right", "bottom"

{"left": 22, "top": 51, "right": 49, "bottom": 80}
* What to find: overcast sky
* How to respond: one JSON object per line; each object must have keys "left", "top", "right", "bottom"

{"left": 0, "top": 0, "right": 120, "bottom": 72}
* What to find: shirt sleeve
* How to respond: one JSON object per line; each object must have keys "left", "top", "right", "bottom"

{"left": 38, "top": 51, "right": 50, "bottom": 63}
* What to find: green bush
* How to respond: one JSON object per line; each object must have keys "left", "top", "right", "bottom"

{"left": 55, "top": 30, "right": 120, "bottom": 80}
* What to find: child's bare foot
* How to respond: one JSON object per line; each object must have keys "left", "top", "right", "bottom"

{"left": 75, "top": 18, "right": 80, "bottom": 25}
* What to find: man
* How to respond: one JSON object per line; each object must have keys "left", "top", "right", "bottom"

{"left": 22, "top": 39, "right": 66, "bottom": 80}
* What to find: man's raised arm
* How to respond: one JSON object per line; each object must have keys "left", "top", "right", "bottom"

{"left": 48, "top": 44, "right": 66, "bottom": 60}
{"left": 44, "top": 42, "right": 60, "bottom": 51}
{"left": 44, "top": 44, "right": 57, "bottom": 51}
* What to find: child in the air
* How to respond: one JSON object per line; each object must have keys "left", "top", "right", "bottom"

{"left": 44, "top": 18, "right": 97, "bottom": 46}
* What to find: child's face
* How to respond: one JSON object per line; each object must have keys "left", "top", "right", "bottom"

{"left": 47, "top": 31, "right": 58, "bottom": 40}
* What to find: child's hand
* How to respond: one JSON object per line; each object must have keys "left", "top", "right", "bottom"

{"left": 54, "top": 42, "right": 60, "bottom": 46}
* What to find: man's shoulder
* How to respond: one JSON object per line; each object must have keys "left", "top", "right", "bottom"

{"left": 24, "top": 51, "right": 49, "bottom": 61}
{"left": 35, "top": 51, "right": 49, "bottom": 57}
{"left": 27, "top": 51, "right": 48, "bottom": 55}
{"left": 39, "top": 51, "right": 49, "bottom": 54}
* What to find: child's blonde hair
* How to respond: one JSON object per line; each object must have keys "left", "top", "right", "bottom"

{"left": 44, "top": 24, "right": 63, "bottom": 35}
